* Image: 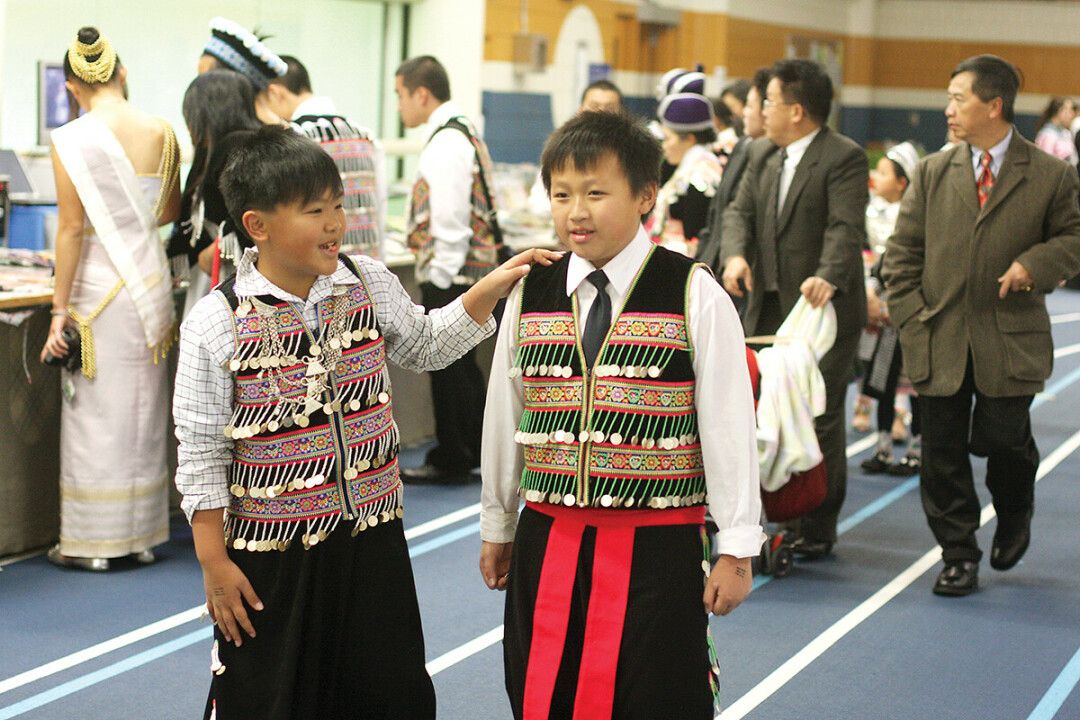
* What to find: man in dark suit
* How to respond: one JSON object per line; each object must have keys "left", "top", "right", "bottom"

{"left": 721, "top": 58, "right": 869, "bottom": 559}
{"left": 696, "top": 66, "right": 770, "bottom": 278}
{"left": 883, "top": 55, "right": 1080, "bottom": 596}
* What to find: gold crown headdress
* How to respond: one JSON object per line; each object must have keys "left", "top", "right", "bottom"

{"left": 68, "top": 32, "right": 117, "bottom": 84}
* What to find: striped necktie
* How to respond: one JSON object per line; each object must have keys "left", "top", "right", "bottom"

{"left": 976, "top": 151, "right": 994, "bottom": 208}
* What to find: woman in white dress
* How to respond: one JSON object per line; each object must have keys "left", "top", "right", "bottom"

{"left": 40, "top": 27, "right": 180, "bottom": 571}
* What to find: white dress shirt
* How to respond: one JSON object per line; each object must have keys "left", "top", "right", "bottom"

{"left": 416, "top": 100, "right": 480, "bottom": 289}
{"left": 778, "top": 127, "right": 821, "bottom": 211}
{"left": 480, "top": 227, "right": 764, "bottom": 558}
{"left": 969, "top": 128, "right": 1013, "bottom": 180}
{"left": 174, "top": 248, "right": 495, "bottom": 521}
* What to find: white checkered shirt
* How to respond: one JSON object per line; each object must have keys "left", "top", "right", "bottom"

{"left": 173, "top": 248, "right": 495, "bottom": 521}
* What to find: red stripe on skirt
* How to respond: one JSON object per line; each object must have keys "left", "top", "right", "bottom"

{"left": 521, "top": 501, "right": 705, "bottom": 720}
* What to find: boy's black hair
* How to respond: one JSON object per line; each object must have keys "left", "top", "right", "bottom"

{"left": 952, "top": 54, "right": 1023, "bottom": 123}
{"left": 541, "top": 111, "right": 661, "bottom": 196}
{"left": 271, "top": 55, "right": 312, "bottom": 95}
{"left": 220, "top": 125, "right": 343, "bottom": 236}
{"left": 396, "top": 55, "right": 451, "bottom": 102}
{"left": 886, "top": 158, "right": 909, "bottom": 184}
{"left": 581, "top": 79, "right": 623, "bottom": 106}
{"left": 771, "top": 58, "right": 833, "bottom": 126}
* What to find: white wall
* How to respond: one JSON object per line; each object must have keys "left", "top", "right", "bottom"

{"left": 402, "top": 0, "right": 485, "bottom": 125}
{"left": 1, "top": 0, "right": 392, "bottom": 152}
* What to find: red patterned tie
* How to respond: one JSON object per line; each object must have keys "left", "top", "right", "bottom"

{"left": 976, "top": 151, "right": 993, "bottom": 208}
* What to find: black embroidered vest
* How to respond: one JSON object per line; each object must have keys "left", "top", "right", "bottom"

{"left": 513, "top": 247, "right": 707, "bottom": 509}
{"left": 217, "top": 260, "right": 401, "bottom": 551}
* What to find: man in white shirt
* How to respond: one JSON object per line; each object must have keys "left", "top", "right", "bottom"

{"left": 721, "top": 58, "right": 869, "bottom": 560}
{"left": 395, "top": 55, "right": 501, "bottom": 484}
{"left": 265, "top": 55, "right": 387, "bottom": 261}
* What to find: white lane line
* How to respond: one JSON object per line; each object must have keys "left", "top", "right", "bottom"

{"left": 721, "top": 425, "right": 1080, "bottom": 720}
{"left": 0, "top": 606, "right": 206, "bottom": 696}
{"left": 845, "top": 434, "right": 877, "bottom": 458}
{"left": 1054, "top": 342, "right": 1080, "bottom": 359}
{"left": 405, "top": 503, "right": 481, "bottom": 541}
{"left": 0, "top": 504, "right": 483, "bottom": 695}
{"left": 426, "top": 625, "right": 504, "bottom": 676}
{"left": 1051, "top": 312, "right": 1080, "bottom": 324}
{"left": 723, "top": 547, "right": 942, "bottom": 719}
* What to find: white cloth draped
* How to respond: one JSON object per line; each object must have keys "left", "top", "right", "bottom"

{"left": 755, "top": 297, "right": 836, "bottom": 491}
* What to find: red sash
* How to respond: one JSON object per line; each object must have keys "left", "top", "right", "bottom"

{"left": 521, "top": 501, "right": 705, "bottom": 720}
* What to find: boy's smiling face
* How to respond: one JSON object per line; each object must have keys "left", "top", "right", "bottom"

{"left": 549, "top": 152, "right": 656, "bottom": 269}
{"left": 244, "top": 189, "right": 346, "bottom": 298}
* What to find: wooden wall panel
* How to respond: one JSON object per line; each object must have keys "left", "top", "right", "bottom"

{"left": 874, "top": 38, "right": 1080, "bottom": 94}
{"left": 485, "top": 1, "right": 1080, "bottom": 96}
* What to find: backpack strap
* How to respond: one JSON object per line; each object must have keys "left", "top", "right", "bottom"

{"left": 430, "top": 118, "right": 507, "bottom": 256}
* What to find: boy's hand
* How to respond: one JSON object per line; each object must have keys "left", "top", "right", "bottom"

{"left": 463, "top": 248, "right": 564, "bottom": 324}
{"left": 703, "top": 554, "right": 752, "bottom": 616}
{"left": 202, "top": 556, "right": 263, "bottom": 647}
{"left": 480, "top": 541, "right": 514, "bottom": 591}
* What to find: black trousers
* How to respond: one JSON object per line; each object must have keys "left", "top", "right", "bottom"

{"left": 504, "top": 507, "right": 714, "bottom": 720}
{"left": 205, "top": 519, "right": 435, "bottom": 720}
{"left": 919, "top": 354, "right": 1038, "bottom": 562}
{"left": 758, "top": 292, "right": 860, "bottom": 544}
{"left": 420, "top": 281, "right": 486, "bottom": 473}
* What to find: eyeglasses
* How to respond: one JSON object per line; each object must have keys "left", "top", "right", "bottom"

{"left": 763, "top": 98, "right": 789, "bottom": 110}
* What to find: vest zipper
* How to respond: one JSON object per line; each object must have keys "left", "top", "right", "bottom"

{"left": 290, "top": 302, "right": 356, "bottom": 520}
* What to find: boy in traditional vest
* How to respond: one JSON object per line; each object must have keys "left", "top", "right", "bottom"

{"left": 479, "top": 111, "right": 763, "bottom": 719}
{"left": 174, "top": 125, "right": 555, "bottom": 720}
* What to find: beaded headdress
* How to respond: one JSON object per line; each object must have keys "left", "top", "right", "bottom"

{"left": 657, "top": 92, "right": 715, "bottom": 134}
{"left": 67, "top": 32, "right": 117, "bottom": 85}
{"left": 658, "top": 63, "right": 706, "bottom": 98}
{"left": 203, "top": 17, "right": 286, "bottom": 90}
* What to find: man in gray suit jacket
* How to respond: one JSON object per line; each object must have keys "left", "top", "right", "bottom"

{"left": 696, "top": 66, "right": 770, "bottom": 277}
{"left": 884, "top": 55, "right": 1080, "bottom": 597}
{"left": 721, "top": 59, "right": 869, "bottom": 558}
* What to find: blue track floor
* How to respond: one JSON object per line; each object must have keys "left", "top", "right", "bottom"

{"left": 2, "top": 290, "right": 1080, "bottom": 719}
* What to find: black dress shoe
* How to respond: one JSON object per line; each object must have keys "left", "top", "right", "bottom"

{"left": 860, "top": 450, "right": 892, "bottom": 474}
{"left": 792, "top": 537, "right": 833, "bottom": 560}
{"left": 400, "top": 464, "right": 471, "bottom": 485}
{"left": 990, "top": 514, "right": 1032, "bottom": 571}
{"left": 933, "top": 560, "right": 979, "bottom": 596}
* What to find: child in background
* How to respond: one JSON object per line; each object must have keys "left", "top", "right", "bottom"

{"left": 174, "top": 125, "right": 555, "bottom": 720}
{"left": 479, "top": 111, "right": 761, "bottom": 719}
{"left": 860, "top": 141, "right": 922, "bottom": 475}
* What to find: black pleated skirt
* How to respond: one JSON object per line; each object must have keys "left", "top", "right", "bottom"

{"left": 203, "top": 518, "right": 435, "bottom": 720}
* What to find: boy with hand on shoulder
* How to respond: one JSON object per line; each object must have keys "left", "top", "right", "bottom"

{"left": 174, "top": 125, "right": 557, "bottom": 720}
{"left": 479, "top": 111, "right": 762, "bottom": 720}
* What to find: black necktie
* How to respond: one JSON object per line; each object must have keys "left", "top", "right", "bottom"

{"left": 761, "top": 149, "right": 785, "bottom": 292}
{"left": 582, "top": 270, "right": 611, "bottom": 368}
